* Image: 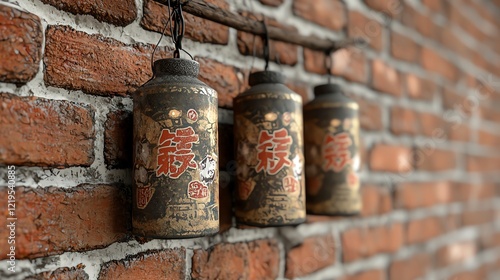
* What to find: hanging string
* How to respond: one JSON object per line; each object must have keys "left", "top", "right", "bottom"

{"left": 324, "top": 49, "right": 333, "bottom": 84}
{"left": 261, "top": 19, "right": 270, "bottom": 71}
{"left": 150, "top": 0, "right": 193, "bottom": 78}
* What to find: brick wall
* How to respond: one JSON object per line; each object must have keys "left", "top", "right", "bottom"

{"left": 1, "top": 0, "right": 499, "bottom": 279}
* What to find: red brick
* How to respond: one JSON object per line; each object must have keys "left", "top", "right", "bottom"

{"left": 0, "top": 5, "right": 42, "bottom": 83}
{"left": 0, "top": 93, "right": 95, "bottom": 167}
{"left": 391, "top": 32, "right": 419, "bottom": 62}
{"left": 480, "top": 231, "right": 500, "bottom": 249}
{"left": 99, "top": 249, "right": 185, "bottom": 280}
{"left": 414, "top": 148, "right": 456, "bottom": 171}
{"left": 303, "top": 48, "right": 328, "bottom": 75}
{"left": 406, "top": 217, "right": 443, "bottom": 244}
{"left": 440, "top": 27, "right": 472, "bottom": 59}
{"left": 349, "top": 95, "right": 383, "bottom": 131}
{"left": 371, "top": 59, "right": 401, "bottom": 96}
{"left": 25, "top": 266, "right": 89, "bottom": 280}
{"left": 390, "top": 106, "right": 419, "bottom": 135}
{"left": 286, "top": 80, "right": 310, "bottom": 103}
{"left": 369, "top": 144, "right": 413, "bottom": 173}
{"left": 436, "top": 241, "right": 477, "bottom": 267}
{"left": 348, "top": 11, "right": 384, "bottom": 51}
{"left": 104, "top": 110, "right": 132, "bottom": 168}
{"left": 454, "top": 183, "right": 496, "bottom": 202}
{"left": 364, "top": 0, "right": 402, "bottom": 17}
{"left": 259, "top": 0, "right": 284, "bottom": 6}
{"left": 41, "top": 0, "right": 136, "bottom": 26}
{"left": 480, "top": 105, "right": 500, "bottom": 123}
{"left": 401, "top": 4, "right": 440, "bottom": 40}
{"left": 342, "top": 223, "right": 404, "bottom": 262}
{"left": 478, "top": 130, "right": 500, "bottom": 147}
{"left": 304, "top": 48, "right": 367, "bottom": 84}
{"left": 331, "top": 48, "right": 368, "bottom": 84}
{"left": 467, "top": 155, "right": 499, "bottom": 172}
{"left": 447, "top": 123, "right": 470, "bottom": 142}
{"left": 462, "top": 209, "right": 495, "bottom": 226}
{"left": 0, "top": 185, "right": 129, "bottom": 259}
{"left": 340, "top": 270, "right": 386, "bottom": 280}
{"left": 422, "top": 0, "right": 444, "bottom": 13}
{"left": 293, "top": 0, "right": 347, "bottom": 30}
{"left": 419, "top": 112, "right": 444, "bottom": 138}
{"left": 196, "top": 57, "right": 245, "bottom": 108}
{"left": 442, "top": 87, "right": 472, "bottom": 114}
{"left": 448, "top": 266, "right": 488, "bottom": 280}
{"left": 237, "top": 12, "right": 298, "bottom": 66}
{"left": 192, "top": 240, "right": 279, "bottom": 279}
{"left": 396, "top": 181, "right": 452, "bottom": 209}
{"left": 421, "top": 47, "right": 458, "bottom": 81}
{"left": 389, "top": 253, "right": 431, "bottom": 280}
{"left": 361, "top": 184, "right": 392, "bottom": 217}
{"left": 285, "top": 235, "right": 336, "bottom": 278}
{"left": 141, "top": 0, "right": 229, "bottom": 45}
{"left": 449, "top": 5, "right": 488, "bottom": 43}
{"left": 44, "top": 25, "right": 172, "bottom": 96}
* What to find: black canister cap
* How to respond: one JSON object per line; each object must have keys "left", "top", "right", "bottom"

{"left": 249, "top": 71, "right": 285, "bottom": 86}
{"left": 313, "top": 83, "right": 343, "bottom": 96}
{"left": 153, "top": 58, "right": 200, "bottom": 77}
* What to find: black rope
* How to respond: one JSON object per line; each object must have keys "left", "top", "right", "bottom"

{"left": 324, "top": 48, "right": 333, "bottom": 84}
{"left": 261, "top": 19, "right": 270, "bottom": 71}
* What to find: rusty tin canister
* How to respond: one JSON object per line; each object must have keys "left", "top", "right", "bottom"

{"left": 304, "top": 84, "right": 361, "bottom": 215}
{"left": 233, "top": 71, "right": 305, "bottom": 226}
{"left": 132, "top": 58, "right": 219, "bottom": 238}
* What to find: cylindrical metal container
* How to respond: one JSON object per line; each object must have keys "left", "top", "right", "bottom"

{"left": 132, "top": 58, "right": 219, "bottom": 238}
{"left": 304, "top": 84, "right": 361, "bottom": 215}
{"left": 233, "top": 71, "right": 305, "bottom": 226}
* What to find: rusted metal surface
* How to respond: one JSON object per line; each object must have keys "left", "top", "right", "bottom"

{"left": 132, "top": 58, "right": 219, "bottom": 238}
{"left": 233, "top": 71, "right": 306, "bottom": 226}
{"left": 304, "top": 84, "right": 361, "bottom": 215}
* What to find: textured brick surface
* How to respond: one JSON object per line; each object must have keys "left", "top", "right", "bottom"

{"left": 285, "top": 234, "right": 336, "bottom": 278}
{"left": 0, "top": 185, "right": 129, "bottom": 259}
{"left": 141, "top": 0, "right": 229, "bottom": 45}
{"left": 369, "top": 144, "right": 413, "bottom": 172}
{"left": 196, "top": 57, "right": 245, "bottom": 108}
{"left": 237, "top": 12, "right": 298, "bottom": 66}
{"left": 192, "top": 240, "right": 279, "bottom": 279}
{"left": 44, "top": 25, "right": 171, "bottom": 96}
{"left": 389, "top": 254, "right": 431, "bottom": 280}
{"left": 99, "top": 249, "right": 185, "bottom": 280}
{"left": 293, "top": 0, "right": 347, "bottom": 30}
{"left": 342, "top": 224, "right": 404, "bottom": 261}
{"left": 0, "top": 5, "right": 42, "bottom": 83}
{"left": 41, "top": 0, "right": 137, "bottom": 26}
{"left": 0, "top": 93, "right": 95, "bottom": 167}
{"left": 371, "top": 59, "right": 401, "bottom": 96}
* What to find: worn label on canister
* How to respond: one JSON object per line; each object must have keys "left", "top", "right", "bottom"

{"left": 234, "top": 92, "right": 305, "bottom": 226}
{"left": 304, "top": 102, "right": 361, "bottom": 215}
{"left": 133, "top": 85, "right": 219, "bottom": 238}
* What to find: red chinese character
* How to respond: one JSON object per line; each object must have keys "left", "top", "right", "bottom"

{"left": 137, "top": 186, "right": 155, "bottom": 209}
{"left": 256, "top": 128, "right": 292, "bottom": 175}
{"left": 283, "top": 176, "right": 299, "bottom": 193}
{"left": 322, "top": 132, "right": 352, "bottom": 172}
{"left": 156, "top": 127, "right": 199, "bottom": 178}
{"left": 188, "top": 180, "right": 209, "bottom": 199}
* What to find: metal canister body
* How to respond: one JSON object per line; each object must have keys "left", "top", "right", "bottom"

{"left": 132, "top": 58, "right": 219, "bottom": 238}
{"left": 234, "top": 71, "right": 305, "bottom": 226}
{"left": 304, "top": 84, "right": 361, "bottom": 215}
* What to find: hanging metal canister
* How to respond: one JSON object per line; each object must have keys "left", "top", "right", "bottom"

{"left": 132, "top": 58, "right": 219, "bottom": 238}
{"left": 234, "top": 71, "right": 305, "bottom": 226}
{"left": 304, "top": 84, "right": 361, "bottom": 215}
